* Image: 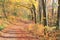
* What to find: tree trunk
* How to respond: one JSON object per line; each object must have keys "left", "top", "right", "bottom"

{"left": 38, "top": 0, "right": 42, "bottom": 24}
{"left": 42, "top": 0, "right": 46, "bottom": 26}
{"left": 57, "top": 0, "right": 60, "bottom": 29}
{"left": 2, "top": 0, "right": 7, "bottom": 18}
{"left": 32, "top": 4, "right": 36, "bottom": 23}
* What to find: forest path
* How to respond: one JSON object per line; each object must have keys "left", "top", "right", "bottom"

{"left": 0, "top": 19, "right": 39, "bottom": 40}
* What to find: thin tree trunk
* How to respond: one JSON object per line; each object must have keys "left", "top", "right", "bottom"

{"left": 2, "top": 0, "right": 7, "bottom": 18}
{"left": 32, "top": 4, "right": 36, "bottom": 23}
{"left": 42, "top": 0, "right": 46, "bottom": 26}
{"left": 52, "top": 0, "right": 55, "bottom": 26}
{"left": 57, "top": 0, "right": 60, "bottom": 29}
{"left": 38, "top": 0, "right": 42, "bottom": 24}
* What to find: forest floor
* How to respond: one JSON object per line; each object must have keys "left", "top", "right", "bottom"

{"left": 0, "top": 18, "right": 40, "bottom": 40}
{"left": 0, "top": 18, "right": 60, "bottom": 40}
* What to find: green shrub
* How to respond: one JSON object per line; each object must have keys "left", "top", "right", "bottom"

{"left": 0, "top": 25, "right": 5, "bottom": 31}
